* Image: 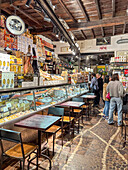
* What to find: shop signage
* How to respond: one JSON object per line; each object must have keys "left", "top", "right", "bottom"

{"left": 117, "top": 39, "right": 128, "bottom": 44}
{"left": 124, "top": 69, "right": 128, "bottom": 76}
{"left": 5, "top": 15, "right": 25, "bottom": 36}
{"left": 99, "top": 46, "right": 107, "bottom": 50}
{"left": 61, "top": 47, "right": 69, "bottom": 52}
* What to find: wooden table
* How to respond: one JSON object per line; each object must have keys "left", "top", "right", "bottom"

{"left": 80, "top": 95, "right": 96, "bottom": 99}
{"left": 58, "top": 101, "right": 85, "bottom": 108}
{"left": 57, "top": 101, "right": 85, "bottom": 134}
{"left": 15, "top": 114, "right": 61, "bottom": 158}
{"left": 80, "top": 95, "right": 96, "bottom": 115}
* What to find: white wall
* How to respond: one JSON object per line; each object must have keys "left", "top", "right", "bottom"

{"left": 38, "top": 35, "right": 52, "bottom": 44}
{"left": 77, "top": 33, "right": 128, "bottom": 53}
{"left": 53, "top": 41, "right": 71, "bottom": 55}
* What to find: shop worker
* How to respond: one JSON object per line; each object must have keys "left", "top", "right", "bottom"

{"left": 90, "top": 73, "right": 99, "bottom": 106}
{"left": 107, "top": 73, "right": 125, "bottom": 126}
{"left": 96, "top": 73, "right": 103, "bottom": 105}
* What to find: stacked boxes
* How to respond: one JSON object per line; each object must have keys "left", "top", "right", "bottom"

{"left": 0, "top": 72, "right": 14, "bottom": 89}
{"left": 0, "top": 53, "right": 10, "bottom": 72}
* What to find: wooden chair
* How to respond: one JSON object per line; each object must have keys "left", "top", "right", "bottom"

{"left": 0, "top": 128, "right": 38, "bottom": 170}
{"left": 44, "top": 107, "right": 64, "bottom": 156}
{"left": 72, "top": 97, "right": 88, "bottom": 121}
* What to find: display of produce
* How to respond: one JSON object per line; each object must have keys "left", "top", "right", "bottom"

{"left": 0, "top": 83, "right": 89, "bottom": 126}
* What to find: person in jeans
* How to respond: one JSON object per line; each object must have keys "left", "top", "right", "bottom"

{"left": 96, "top": 73, "right": 103, "bottom": 105}
{"left": 103, "top": 75, "right": 110, "bottom": 119}
{"left": 107, "top": 74, "right": 125, "bottom": 126}
{"left": 90, "top": 73, "right": 99, "bottom": 106}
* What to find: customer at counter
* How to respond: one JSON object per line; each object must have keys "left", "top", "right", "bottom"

{"left": 107, "top": 73, "right": 125, "bottom": 126}
{"left": 96, "top": 73, "right": 103, "bottom": 105}
{"left": 90, "top": 73, "right": 99, "bottom": 106}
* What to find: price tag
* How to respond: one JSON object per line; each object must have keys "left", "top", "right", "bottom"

{"left": 17, "top": 104, "right": 20, "bottom": 107}
{"left": 6, "top": 103, "right": 12, "bottom": 108}
{"left": 19, "top": 100, "right": 22, "bottom": 103}
{"left": 3, "top": 107, "right": 8, "bottom": 112}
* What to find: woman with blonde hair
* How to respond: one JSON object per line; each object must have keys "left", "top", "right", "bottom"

{"left": 103, "top": 75, "right": 110, "bottom": 119}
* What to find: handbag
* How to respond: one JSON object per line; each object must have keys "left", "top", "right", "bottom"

{"left": 106, "top": 93, "right": 111, "bottom": 100}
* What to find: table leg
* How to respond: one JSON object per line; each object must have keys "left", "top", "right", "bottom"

{"left": 38, "top": 130, "right": 41, "bottom": 157}
{"left": 38, "top": 130, "right": 52, "bottom": 169}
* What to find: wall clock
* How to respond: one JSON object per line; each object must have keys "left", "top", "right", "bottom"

{"left": 5, "top": 15, "right": 25, "bottom": 36}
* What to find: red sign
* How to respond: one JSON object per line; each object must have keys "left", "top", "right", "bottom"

{"left": 124, "top": 69, "right": 128, "bottom": 76}
{"left": 99, "top": 46, "right": 107, "bottom": 50}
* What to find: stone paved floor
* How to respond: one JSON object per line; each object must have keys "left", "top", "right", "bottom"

{"left": 2, "top": 108, "right": 128, "bottom": 170}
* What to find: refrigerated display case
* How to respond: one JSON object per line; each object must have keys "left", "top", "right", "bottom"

{"left": 0, "top": 83, "right": 89, "bottom": 126}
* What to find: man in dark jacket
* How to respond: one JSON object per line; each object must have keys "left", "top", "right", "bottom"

{"left": 96, "top": 73, "right": 103, "bottom": 105}
{"left": 90, "top": 73, "right": 99, "bottom": 106}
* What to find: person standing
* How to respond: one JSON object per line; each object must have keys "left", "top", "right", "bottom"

{"left": 103, "top": 75, "right": 110, "bottom": 119}
{"left": 96, "top": 73, "right": 103, "bottom": 105}
{"left": 90, "top": 73, "right": 99, "bottom": 106}
{"left": 107, "top": 74, "right": 125, "bottom": 126}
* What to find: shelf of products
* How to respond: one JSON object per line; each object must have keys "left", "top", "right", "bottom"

{"left": 0, "top": 83, "right": 89, "bottom": 127}
{"left": 110, "top": 50, "right": 128, "bottom": 90}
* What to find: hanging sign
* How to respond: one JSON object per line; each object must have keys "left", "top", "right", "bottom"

{"left": 5, "top": 15, "right": 25, "bottom": 36}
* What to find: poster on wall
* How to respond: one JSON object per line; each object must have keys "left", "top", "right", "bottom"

{"left": 116, "top": 51, "right": 128, "bottom": 62}
{"left": 96, "top": 37, "right": 111, "bottom": 46}
{"left": 97, "top": 65, "right": 105, "bottom": 73}
{"left": 61, "top": 47, "right": 69, "bottom": 52}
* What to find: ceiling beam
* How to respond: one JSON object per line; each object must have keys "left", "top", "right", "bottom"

{"left": 2, "top": 7, "right": 37, "bottom": 28}
{"left": 67, "top": 16, "right": 128, "bottom": 31}
{"left": 76, "top": 0, "right": 89, "bottom": 21}
{"left": 1, "top": 0, "right": 27, "bottom": 8}
{"left": 113, "top": 25, "right": 115, "bottom": 36}
{"left": 123, "top": 22, "right": 126, "bottom": 34}
{"left": 95, "top": 0, "right": 102, "bottom": 19}
{"left": 10, "top": 5, "right": 41, "bottom": 26}
{"left": 81, "top": 30, "right": 87, "bottom": 39}
{"left": 91, "top": 29, "right": 95, "bottom": 38}
{"left": 30, "top": 4, "right": 44, "bottom": 20}
{"left": 101, "top": 27, "right": 104, "bottom": 37}
{"left": 35, "top": 0, "right": 79, "bottom": 52}
{"left": 112, "top": 0, "right": 115, "bottom": 17}
{"left": 58, "top": 0, "right": 77, "bottom": 23}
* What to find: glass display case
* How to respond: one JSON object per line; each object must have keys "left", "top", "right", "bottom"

{"left": 0, "top": 83, "right": 88, "bottom": 126}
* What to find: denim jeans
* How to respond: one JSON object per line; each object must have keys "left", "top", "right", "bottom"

{"left": 103, "top": 101, "right": 110, "bottom": 117}
{"left": 108, "top": 97, "right": 123, "bottom": 125}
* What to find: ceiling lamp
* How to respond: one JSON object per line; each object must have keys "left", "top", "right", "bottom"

{"left": 75, "top": 42, "right": 79, "bottom": 48}
{"left": 72, "top": 50, "right": 76, "bottom": 55}
{"left": 56, "top": 31, "right": 59, "bottom": 38}
{"left": 25, "top": 0, "right": 32, "bottom": 7}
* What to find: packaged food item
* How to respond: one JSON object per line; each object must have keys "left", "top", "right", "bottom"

{"left": 13, "top": 65, "right": 18, "bottom": 73}
{"left": 0, "top": 72, "right": 14, "bottom": 89}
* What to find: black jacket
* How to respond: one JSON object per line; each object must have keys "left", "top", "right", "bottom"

{"left": 98, "top": 77, "right": 103, "bottom": 91}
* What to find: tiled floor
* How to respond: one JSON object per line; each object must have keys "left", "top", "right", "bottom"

{"left": 2, "top": 107, "right": 128, "bottom": 170}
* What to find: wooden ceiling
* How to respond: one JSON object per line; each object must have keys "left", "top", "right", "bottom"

{"left": 1, "top": 0, "right": 128, "bottom": 40}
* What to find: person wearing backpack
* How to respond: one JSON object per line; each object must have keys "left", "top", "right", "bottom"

{"left": 107, "top": 73, "right": 125, "bottom": 126}
{"left": 90, "top": 73, "right": 99, "bottom": 106}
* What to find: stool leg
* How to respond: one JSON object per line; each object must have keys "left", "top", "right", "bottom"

{"left": 36, "top": 149, "right": 38, "bottom": 170}
{"left": 22, "top": 160, "right": 25, "bottom": 170}
{"left": 53, "top": 134, "right": 56, "bottom": 156}
{"left": 78, "top": 119, "right": 80, "bottom": 133}
{"left": 0, "top": 155, "right": 3, "bottom": 170}
{"left": 46, "top": 133, "right": 50, "bottom": 156}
